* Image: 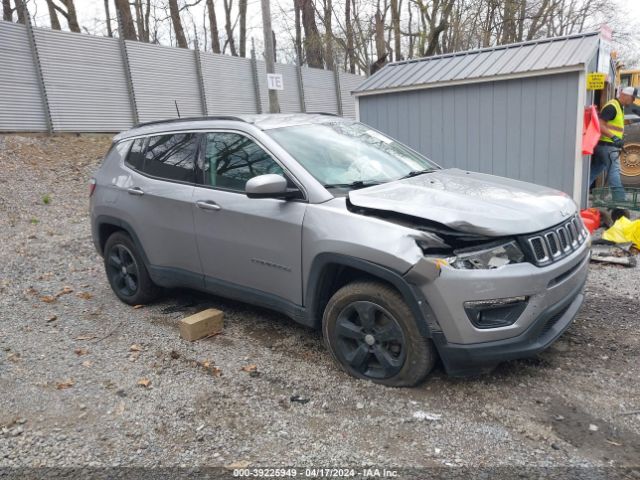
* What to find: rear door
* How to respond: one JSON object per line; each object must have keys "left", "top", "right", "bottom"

{"left": 192, "top": 131, "right": 307, "bottom": 304}
{"left": 121, "top": 133, "right": 201, "bottom": 279}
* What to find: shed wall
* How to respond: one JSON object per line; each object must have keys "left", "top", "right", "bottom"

{"left": 359, "top": 72, "right": 580, "bottom": 196}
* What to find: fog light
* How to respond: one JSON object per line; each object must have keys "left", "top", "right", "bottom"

{"left": 464, "top": 296, "right": 528, "bottom": 329}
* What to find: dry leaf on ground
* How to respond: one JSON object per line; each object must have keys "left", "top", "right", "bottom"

{"left": 129, "top": 344, "right": 142, "bottom": 352}
{"left": 74, "top": 348, "right": 89, "bottom": 356}
{"left": 76, "top": 292, "right": 93, "bottom": 300}
{"left": 56, "top": 286, "right": 74, "bottom": 297}
{"left": 56, "top": 380, "right": 74, "bottom": 390}
{"left": 81, "top": 360, "right": 93, "bottom": 368}
{"left": 40, "top": 295, "right": 56, "bottom": 303}
{"left": 75, "top": 334, "right": 97, "bottom": 340}
{"left": 46, "top": 315, "right": 57, "bottom": 323}
{"left": 137, "top": 378, "right": 151, "bottom": 388}
{"left": 133, "top": 304, "right": 144, "bottom": 309}
{"left": 241, "top": 364, "right": 257, "bottom": 373}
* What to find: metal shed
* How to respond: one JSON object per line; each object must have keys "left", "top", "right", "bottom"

{"left": 354, "top": 32, "right": 606, "bottom": 207}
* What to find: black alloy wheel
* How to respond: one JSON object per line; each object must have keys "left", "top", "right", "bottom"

{"left": 334, "top": 300, "right": 406, "bottom": 379}
{"left": 106, "top": 244, "right": 139, "bottom": 298}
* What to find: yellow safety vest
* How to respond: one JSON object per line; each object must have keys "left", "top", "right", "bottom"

{"left": 600, "top": 99, "right": 624, "bottom": 143}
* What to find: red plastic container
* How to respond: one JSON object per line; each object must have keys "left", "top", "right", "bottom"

{"left": 580, "top": 208, "right": 600, "bottom": 233}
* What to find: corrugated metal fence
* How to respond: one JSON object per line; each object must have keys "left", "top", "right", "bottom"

{"left": 0, "top": 20, "right": 365, "bottom": 133}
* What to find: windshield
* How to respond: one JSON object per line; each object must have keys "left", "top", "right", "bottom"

{"left": 267, "top": 122, "right": 439, "bottom": 188}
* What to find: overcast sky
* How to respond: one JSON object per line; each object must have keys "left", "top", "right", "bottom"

{"left": 26, "top": 0, "right": 640, "bottom": 68}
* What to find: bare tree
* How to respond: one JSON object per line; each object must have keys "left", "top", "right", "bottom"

{"left": 238, "top": 0, "right": 247, "bottom": 56}
{"left": 301, "top": 0, "right": 323, "bottom": 68}
{"left": 322, "top": 0, "right": 335, "bottom": 70}
{"left": 168, "top": 0, "right": 188, "bottom": 48}
{"left": 294, "top": 0, "right": 303, "bottom": 63}
{"left": 2, "top": 0, "right": 12, "bottom": 21}
{"left": 206, "top": 0, "right": 221, "bottom": 53}
{"left": 45, "top": 0, "right": 61, "bottom": 29}
{"left": 345, "top": 0, "right": 356, "bottom": 72}
{"left": 104, "top": 0, "right": 113, "bottom": 37}
{"left": 223, "top": 0, "right": 238, "bottom": 55}
{"left": 115, "top": 0, "right": 137, "bottom": 40}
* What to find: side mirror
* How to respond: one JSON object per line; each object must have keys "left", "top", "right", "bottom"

{"left": 245, "top": 174, "right": 302, "bottom": 199}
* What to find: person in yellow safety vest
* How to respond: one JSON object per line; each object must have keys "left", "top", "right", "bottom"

{"left": 589, "top": 86, "right": 637, "bottom": 202}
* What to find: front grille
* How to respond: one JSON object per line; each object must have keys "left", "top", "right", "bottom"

{"left": 522, "top": 215, "right": 587, "bottom": 266}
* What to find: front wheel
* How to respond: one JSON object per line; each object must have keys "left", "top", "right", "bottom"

{"left": 322, "top": 281, "right": 436, "bottom": 387}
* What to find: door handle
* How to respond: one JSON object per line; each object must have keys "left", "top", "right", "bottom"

{"left": 127, "top": 187, "right": 144, "bottom": 196}
{"left": 196, "top": 200, "right": 221, "bottom": 211}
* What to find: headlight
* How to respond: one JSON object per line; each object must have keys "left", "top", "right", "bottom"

{"left": 448, "top": 241, "right": 525, "bottom": 270}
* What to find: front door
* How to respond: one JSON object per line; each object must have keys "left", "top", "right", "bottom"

{"left": 192, "top": 131, "right": 306, "bottom": 304}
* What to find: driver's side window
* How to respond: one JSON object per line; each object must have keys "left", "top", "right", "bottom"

{"left": 202, "top": 132, "right": 284, "bottom": 191}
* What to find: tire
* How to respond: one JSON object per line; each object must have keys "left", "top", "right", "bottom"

{"left": 103, "top": 231, "right": 160, "bottom": 305}
{"left": 322, "top": 281, "right": 437, "bottom": 387}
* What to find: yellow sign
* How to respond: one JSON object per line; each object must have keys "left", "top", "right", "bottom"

{"left": 587, "top": 72, "right": 606, "bottom": 90}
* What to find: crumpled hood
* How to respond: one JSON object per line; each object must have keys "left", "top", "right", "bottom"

{"left": 348, "top": 168, "right": 577, "bottom": 236}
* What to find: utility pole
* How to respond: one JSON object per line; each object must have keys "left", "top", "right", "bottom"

{"left": 261, "top": 0, "right": 280, "bottom": 113}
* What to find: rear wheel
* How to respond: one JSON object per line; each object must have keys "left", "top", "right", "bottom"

{"left": 322, "top": 281, "right": 436, "bottom": 387}
{"left": 104, "top": 231, "right": 160, "bottom": 305}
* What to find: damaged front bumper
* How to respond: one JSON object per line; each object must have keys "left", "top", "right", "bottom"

{"left": 404, "top": 238, "right": 590, "bottom": 376}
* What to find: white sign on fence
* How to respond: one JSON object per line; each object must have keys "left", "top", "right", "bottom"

{"left": 267, "top": 73, "right": 284, "bottom": 90}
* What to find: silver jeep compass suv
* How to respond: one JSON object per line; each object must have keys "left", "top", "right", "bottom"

{"left": 90, "top": 114, "right": 589, "bottom": 386}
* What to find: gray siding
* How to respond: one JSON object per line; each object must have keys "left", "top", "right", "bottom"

{"left": 0, "top": 22, "right": 47, "bottom": 131}
{"left": 301, "top": 66, "right": 339, "bottom": 114}
{"left": 339, "top": 72, "right": 365, "bottom": 118}
{"left": 359, "top": 72, "right": 580, "bottom": 196}
{"left": 35, "top": 28, "right": 133, "bottom": 131}
{"left": 201, "top": 52, "right": 258, "bottom": 115}
{"left": 127, "top": 41, "right": 204, "bottom": 122}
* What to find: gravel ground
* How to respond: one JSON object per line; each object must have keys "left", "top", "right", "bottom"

{"left": 0, "top": 134, "right": 639, "bottom": 477}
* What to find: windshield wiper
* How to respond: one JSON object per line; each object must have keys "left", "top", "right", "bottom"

{"left": 398, "top": 169, "right": 436, "bottom": 180}
{"left": 322, "top": 180, "right": 382, "bottom": 190}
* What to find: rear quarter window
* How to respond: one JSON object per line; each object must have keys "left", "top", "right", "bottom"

{"left": 125, "top": 138, "right": 146, "bottom": 171}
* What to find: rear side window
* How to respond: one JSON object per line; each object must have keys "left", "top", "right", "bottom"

{"left": 142, "top": 133, "right": 198, "bottom": 182}
{"left": 202, "top": 132, "right": 284, "bottom": 191}
{"left": 126, "top": 138, "right": 145, "bottom": 171}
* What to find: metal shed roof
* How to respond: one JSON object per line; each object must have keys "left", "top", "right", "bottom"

{"left": 354, "top": 32, "right": 600, "bottom": 96}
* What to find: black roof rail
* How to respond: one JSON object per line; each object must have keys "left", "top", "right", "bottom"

{"left": 133, "top": 115, "right": 248, "bottom": 129}
{"left": 305, "top": 112, "right": 340, "bottom": 116}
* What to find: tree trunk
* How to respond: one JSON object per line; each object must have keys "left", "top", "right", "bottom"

{"left": 390, "top": 0, "right": 401, "bottom": 61}
{"left": 238, "top": 0, "right": 247, "bottom": 57}
{"left": 134, "top": 0, "right": 148, "bottom": 42}
{"left": 223, "top": 0, "right": 238, "bottom": 56}
{"left": 15, "top": 0, "right": 26, "bottom": 24}
{"left": 345, "top": 0, "right": 355, "bottom": 73}
{"left": 115, "top": 0, "right": 137, "bottom": 40}
{"left": 45, "top": 0, "right": 61, "bottom": 30}
{"left": 323, "top": 0, "right": 334, "bottom": 70}
{"left": 206, "top": 0, "right": 221, "bottom": 53}
{"left": 301, "top": 0, "right": 323, "bottom": 68}
{"left": 261, "top": 0, "right": 279, "bottom": 113}
{"left": 63, "top": 0, "right": 80, "bottom": 33}
{"left": 294, "top": 0, "right": 302, "bottom": 64}
{"left": 168, "top": 0, "right": 188, "bottom": 48}
{"left": 374, "top": 9, "right": 385, "bottom": 61}
{"left": 104, "top": 0, "right": 113, "bottom": 37}
{"left": 2, "top": 0, "right": 11, "bottom": 22}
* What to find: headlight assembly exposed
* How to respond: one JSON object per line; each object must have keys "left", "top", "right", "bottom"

{"left": 448, "top": 241, "right": 525, "bottom": 270}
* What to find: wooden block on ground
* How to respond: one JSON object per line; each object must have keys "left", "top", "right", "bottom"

{"left": 179, "top": 308, "right": 224, "bottom": 341}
